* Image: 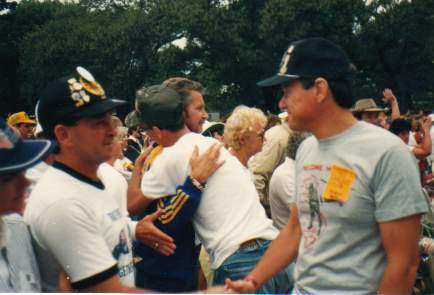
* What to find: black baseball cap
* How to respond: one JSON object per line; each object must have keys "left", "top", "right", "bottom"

{"left": 257, "top": 37, "right": 356, "bottom": 87}
{"left": 38, "top": 66, "right": 126, "bottom": 137}
{"left": 0, "top": 117, "right": 53, "bottom": 175}
{"left": 135, "top": 86, "right": 184, "bottom": 130}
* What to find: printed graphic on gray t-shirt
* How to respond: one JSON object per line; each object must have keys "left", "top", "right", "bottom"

{"left": 294, "top": 122, "right": 428, "bottom": 294}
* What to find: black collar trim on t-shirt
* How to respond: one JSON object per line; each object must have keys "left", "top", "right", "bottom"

{"left": 52, "top": 161, "right": 105, "bottom": 190}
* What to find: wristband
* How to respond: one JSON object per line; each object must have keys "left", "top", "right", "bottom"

{"left": 245, "top": 274, "right": 259, "bottom": 290}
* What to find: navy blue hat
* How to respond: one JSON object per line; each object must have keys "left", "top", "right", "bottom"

{"left": 38, "top": 66, "right": 126, "bottom": 137}
{"left": 258, "top": 37, "right": 357, "bottom": 87}
{"left": 0, "top": 117, "right": 53, "bottom": 175}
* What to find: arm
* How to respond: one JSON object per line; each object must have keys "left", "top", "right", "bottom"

{"left": 377, "top": 214, "right": 422, "bottom": 294}
{"left": 127, "top": 147, "right": 154, "bottom": 215}
{"left": 226, "top": 207, "right": 302, "bottom": 293}
{"left": 413, "top": 117, "right": 432, "bottom": 159}
{"left": 80, "top": 274, "right": 152, "bottom": 293}
{"left": 383, "top": 88, "right": 400, "bottom": 120}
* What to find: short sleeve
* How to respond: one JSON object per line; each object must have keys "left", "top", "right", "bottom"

{"left": 372, "top": 144, "right": 428, "bottom": 222}
{"left": 141, "top": 149, "right": 190, "bottom": 199}
{"left": 33, "top": 200, "right": 117, "bottom": 284}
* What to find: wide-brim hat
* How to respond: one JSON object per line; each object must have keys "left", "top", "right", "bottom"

{"left": 352, "top": 98, "right": 386, "bottom": 113}
{"left": 201, "top": 121, "right": 225, "bottom": 136}
{"left": 258, "top": 37, "right": 356, "bottom": 87}
{"left": 0, "top": 117, "right": 53, "bottom": 175}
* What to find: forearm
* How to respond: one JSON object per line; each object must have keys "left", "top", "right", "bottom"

{"left": 127, "top": 167, "right": 153, "bottom": 215}
{"left": 377, "top": 257, "right": 419, "bottom": 294}
{"left": 127, "top": 186, "right": 152, "bottom": 215}
{"left": 390, "top": 101, "right": 400, "bottom": 120}
{"left": 249, "top": 220, "right": 300, "bottom": 287}
{"left": 156, "top": 177, "right": 202, "bottom": 229}
{"left": 421, "top": 130, "right": 432, "bottom": 155}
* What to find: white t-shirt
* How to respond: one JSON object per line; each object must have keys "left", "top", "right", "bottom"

{"left": 269, "top": 157, "right": 295, "bottom": 230}
{"left": 141, "top": 132, "right": 278, "bottom": 268}
{"left": 26, "top": 161, "right": 50, "bottom": 193}
{"left": 113, "top": 157, "right": 133, "bottom": 180}
{"left": 25, "top": 162, "right": 136, "bottom": 291}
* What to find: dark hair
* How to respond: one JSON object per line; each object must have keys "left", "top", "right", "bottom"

{"left": 299, "top": 77, "right": 353, "bottom": 109}
{"left": 42, "top": 118, "right": 78, "bottom": 140}
{"left": 389, "top": 118, "right": 411, "bottom": 136}
{"left": 353, "top": 112, "right": 363, "bottom": 120}
{"left": 128, "top": 126, "right": 137, "bottom": 136}
{"left": 149, "top": 115, "right": 185, "bottom": 132}
{"left": 287, "top": 131, "right": 309, "bottom": 160}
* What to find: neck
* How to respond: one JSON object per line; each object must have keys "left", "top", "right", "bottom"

{"left": 55, "top": 151, "right": 100, "bottom": 181}
{"left": 162, "top": 126, "right": 190, "bottom": 147}
{"left": 310, "top": 106, "right": 357, "bottom": 140}
{"left": 231, "top": 149, "right": 250, "bottom": 167}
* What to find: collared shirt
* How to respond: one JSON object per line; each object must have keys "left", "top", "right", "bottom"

{"left": 0, "top": 214, "right": 41, "bottom": 292}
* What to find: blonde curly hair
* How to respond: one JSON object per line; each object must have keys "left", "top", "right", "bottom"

{"left": 224, "top": 106, "right": 267, "bottom": 151}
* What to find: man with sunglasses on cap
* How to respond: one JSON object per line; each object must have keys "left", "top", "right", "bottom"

{"left": 24, "top": 67, "right": 176, "bottom": 292}
{"left": 0, "top": 117, "right": 53, "bottom": 291}
{"left": 226, "top": 38, "right": 428, "bottom": 294}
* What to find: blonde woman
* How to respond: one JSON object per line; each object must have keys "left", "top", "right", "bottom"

{"left": 224, "top": 106, "right": 267, "bottom": 167}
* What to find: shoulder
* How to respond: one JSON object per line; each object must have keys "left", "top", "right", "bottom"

{"left": 265, "top": 124, "right": 291, "bottom": 142}
{"left": 271, "top": 158, "right": 295, "bottom": 184}
{"left": 296, "top": 135, "right": 316, "bottom": 157}
{"left": 98, "top": 163, "right": 127, "bottom": 184}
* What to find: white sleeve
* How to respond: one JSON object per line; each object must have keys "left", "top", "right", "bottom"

{"left": 33, "top": 199, "right": 117, "bottom": 284}
{"left": 141, "top": 150, "right": 189, "bottom": 199}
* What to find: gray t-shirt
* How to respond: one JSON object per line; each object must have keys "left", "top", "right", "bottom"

{"left": 294, "top": 121, "right": 428, "bottom": 294}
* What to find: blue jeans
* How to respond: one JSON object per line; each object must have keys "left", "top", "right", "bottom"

{"left": 214, "top": 239, "right": 294, "bottom": 294}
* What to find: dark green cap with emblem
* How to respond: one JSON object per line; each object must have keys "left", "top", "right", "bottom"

{"left": 38, "top": 66, "right": 126, "bottom": 138}
{"left": 135, "top": 85, "right": 184, "bottom": 130}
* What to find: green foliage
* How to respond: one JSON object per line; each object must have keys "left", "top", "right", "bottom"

{"left": 1, "top": 0, "right": 434, "bottom": 117}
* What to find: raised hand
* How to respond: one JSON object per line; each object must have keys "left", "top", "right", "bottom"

{"left": 133, "top": 146, "right": 153, "bottom": 176}
{"left": 421, "top": 116, "right": 433, "bottom": 134}
{"left": 190, "top": 143, "right": 225, "bottom": 184}
{"left": 382, "top": 88, "right": 397, "bottom": 104}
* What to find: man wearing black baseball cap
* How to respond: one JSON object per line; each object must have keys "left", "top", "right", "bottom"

{"left": 0, "top": 117, "right": 53, "bottom": 291}
{"left": 226, "top": 38, "right": 427, "bottom": 294}
{"left": 24, "top": 67, "right": 176, "bottom": 292}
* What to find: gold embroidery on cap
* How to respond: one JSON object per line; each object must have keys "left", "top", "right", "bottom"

{"left": 68, "top": 67, "right": 107, "bottom": 108}
{"left": 79, "top": 77, "right": 105, "bottom": 97}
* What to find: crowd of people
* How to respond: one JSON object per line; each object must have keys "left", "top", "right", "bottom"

{"left": 1, "top": 37, "right": 434, "bottom": 294}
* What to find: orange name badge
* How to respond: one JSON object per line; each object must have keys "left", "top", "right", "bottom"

{"left": 323, "top": 165, "right": 357, "bottom": 203}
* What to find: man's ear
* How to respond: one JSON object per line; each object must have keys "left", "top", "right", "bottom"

{"left": 314, "top": 78, "right": 329, "bottom": 104}
{"left": 151, "top": 126, "right": 162, "bottom": 141}
{"left": 54, "top": 124, "right": 73, "bottom": 148}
